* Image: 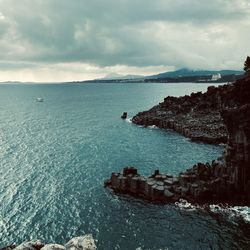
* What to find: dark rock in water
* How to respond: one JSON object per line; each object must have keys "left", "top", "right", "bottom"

{"left": 121, "top": 112, "right": 127, "bottom": 119}
{"left": 123, "top": 166, "right": 137, "bottom": 176}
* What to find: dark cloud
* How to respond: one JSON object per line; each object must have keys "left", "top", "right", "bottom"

{"left": 0, "top": 0, "right": 249, "bottom": 81}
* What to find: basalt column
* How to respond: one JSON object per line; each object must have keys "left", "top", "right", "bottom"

{"left": 222, "top": 104, "right": 250, "bottom": 197}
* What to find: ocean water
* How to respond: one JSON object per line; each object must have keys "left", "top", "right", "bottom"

{"left": 0, "top": 82, "right": 249, "bottom": 249}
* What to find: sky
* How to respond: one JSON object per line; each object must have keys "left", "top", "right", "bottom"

{"left": 0, "top": 0, "right": 249, "bottom": 82}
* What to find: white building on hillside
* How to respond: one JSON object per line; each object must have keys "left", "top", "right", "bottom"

{"left": 211, "top": 73, "right": 221, "bottom": 81}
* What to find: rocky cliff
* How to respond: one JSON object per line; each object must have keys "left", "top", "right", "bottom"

{"left": 132, "top": 78, "right": 250, "bottom": 144}
{"left": 105, "top": 77, "right": 250, "bottom": 205}
{"left": 222, "top": 104, "right": 250, "bottom": 201}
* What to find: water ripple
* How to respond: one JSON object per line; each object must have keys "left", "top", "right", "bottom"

{"left": 0, "top": 83, "right": 248, "bottom": 250}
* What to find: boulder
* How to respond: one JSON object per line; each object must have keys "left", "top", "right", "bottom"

{"left": 15, "top": 241, "right": 44, "bottom": 250}
{"left": 65, "top": 235, "right": 96, "bottom": 250}
{"left": 121, "top": 112, "right": 127, "bottom": 119}
{"left": 41, "top": 245, "right": 65, "bottom": 250}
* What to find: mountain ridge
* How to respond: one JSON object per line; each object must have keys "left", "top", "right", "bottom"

{"left": 147, "top": 68, "right": 243, "bottom": 79}
{"left": 94, "top": 68, "right": 244, "bottom": 82}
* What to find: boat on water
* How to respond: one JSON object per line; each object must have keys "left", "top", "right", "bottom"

{"left": 36, "top": 98, "right": 44, "bottom": 102}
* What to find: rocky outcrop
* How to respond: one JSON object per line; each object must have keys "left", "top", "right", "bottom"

{"left": 14, "top": 241, "right": 44, "bottom": 250}
{"left": 65, "top": 235, "right": 97, "bottom": 250}
{"left": 104, "top": 162, "right": 241, "bottom": 205}
{"left": 41, "top": 245, "right": 65, "bottom": 250}
{"left": 132, "top": 79, "right": 250, "bottom": 144}
{"left": 1, "top": 235, "right": 96, "bottom": 250}
{"left": 121, "top": 112, "right": 127, "bottom": 119}
{"left": 105, "top": 77, "right": 250, "bottom": 205}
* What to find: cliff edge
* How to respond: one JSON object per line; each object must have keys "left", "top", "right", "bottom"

{"left": 132, "top": 78, "right": 250, "bottom": 144}
{"left": 105, "top": 76, "right": 250, "bottom": 205}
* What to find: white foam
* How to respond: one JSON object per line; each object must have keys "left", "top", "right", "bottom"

{"left": 175, "top": 199, "right": 250, "bottom": 223}
{"left": 209, "top": 204, "right": 250, "bottom": 223}
{"left": 125, "top": 118, "right": 132, "bottom": 123}
{"left": 175, "top": 199, "right": 197, "bottom": 211}
{"left": 148, "top": 125, "right": 158, "bottom": 129}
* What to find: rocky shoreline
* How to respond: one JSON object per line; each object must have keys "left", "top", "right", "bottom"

{"left": 104, "top": 161, "right": 244, "bottom": 205}
{"left": 132, "top": 79, "right": 249, "bottom": 144}
{"left": 105, "top": 76, "right": 250, "bottom": 205}
{"left": 0, "top": 235, "right": 96, "bottom": 250}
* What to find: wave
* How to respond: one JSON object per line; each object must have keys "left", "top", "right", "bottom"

{"left": 209, "top": 204, "right": 250, "bottom": 223}
{"left": 125, "top": 118, "right": 132, "bottom": 123}
{"left": 148, "top": 125, "right": 158, "bottom": 129}
{"left": 175, "top": 199, "right": 197, "bottom": 211}
{"left": 175, "top": 199, "right": 250, "bottom": 223}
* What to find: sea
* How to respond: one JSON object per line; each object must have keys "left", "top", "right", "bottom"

{"left": 0, "top": 82, "right": 249, "bottom": 249}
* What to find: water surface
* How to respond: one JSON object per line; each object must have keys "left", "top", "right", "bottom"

{"left": 0, "top": 83, "right": 249, "bottom": 249}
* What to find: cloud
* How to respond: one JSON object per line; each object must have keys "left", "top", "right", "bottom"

{"left": 0, "top": 0, "right": 249, "bottom": 81}
{"left": 0, "top": 62, "right": 174, "bottom": 82}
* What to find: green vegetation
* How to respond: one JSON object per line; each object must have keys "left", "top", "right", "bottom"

{"left": 244, "top": 56, "right": 250, "bottom": 76}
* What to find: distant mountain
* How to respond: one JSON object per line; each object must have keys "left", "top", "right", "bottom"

{"left": 147, "top": 68, "right": 244, "bottom": 79}
{"left": 99, "top": 73, "right": 144, "bottom": 80}
{"left": 84, "top": 68, "right": 244, "bottom": 83}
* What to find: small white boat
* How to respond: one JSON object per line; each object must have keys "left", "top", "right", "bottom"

{"left": 36, "top": 98, "right": 44, "bottom": 102}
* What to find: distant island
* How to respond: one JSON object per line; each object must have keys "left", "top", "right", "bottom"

{"left": 81, "top": 68, "right": 244, "bottom": 84}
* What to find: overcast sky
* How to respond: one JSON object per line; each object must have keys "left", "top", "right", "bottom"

{"left": 0, "top": 0, "right": 249, "bottom": 82}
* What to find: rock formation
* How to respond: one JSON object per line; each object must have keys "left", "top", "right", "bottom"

{"left": 15, "top": 241, "right": 44, "bottom": 250}
{"left": 41, "top": 244, "right": 65, "bottom": 250}
{"left": 121, "top": 112, "right": 128, "bottom": 119}
{"left": 105, "top": 76, "right": 250, "bottom": 205}
{"left": 132, "top": 78, "right": 250, "bottom": 144}
{"left": 222, "top": 104, "right": 250, "bottom": 201}
{"left": 1, "top": 235, "right": 96, "bottom": 250}
{"left": 104, "top": 161, "right": 237, "bottom": 205}
{"left": 65, "top": 235, "right": 96, "bottom": 250}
